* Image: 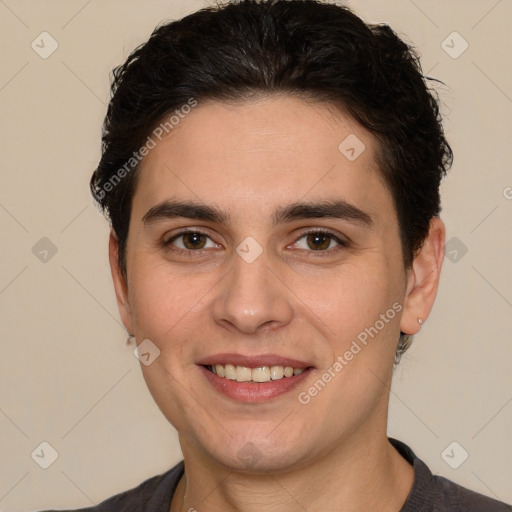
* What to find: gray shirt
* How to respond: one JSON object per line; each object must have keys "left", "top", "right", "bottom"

{"left": 41, "top": 438, "right": 511, "bottom": 511}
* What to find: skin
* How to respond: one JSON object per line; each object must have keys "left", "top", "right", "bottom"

{"left": 109, "top": 95, "right": 445, "bottom": 512}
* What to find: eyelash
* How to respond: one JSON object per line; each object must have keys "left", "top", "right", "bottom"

{"left": 163, "top": 228, "right": 349, "bottom": 257}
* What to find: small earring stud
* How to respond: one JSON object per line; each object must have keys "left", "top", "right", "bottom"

{"left": 126, "top": 335, "right": 136, "bottom": 345}
{"left": 417, "top": 318, "right": 423, "bottom": 326}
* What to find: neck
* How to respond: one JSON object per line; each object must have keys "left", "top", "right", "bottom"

{"left": 171, "top": 431, "right": 414, "bottom": 512}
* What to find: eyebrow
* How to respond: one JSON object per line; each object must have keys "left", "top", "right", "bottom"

{"left": 273, "top": 200, "right": 373, "bottom": 228}
{"left": 142, "top": 199, "right": 374, "bottom": 229}
{"left": 142, "top": 200, "right": 229, "bottom": 225}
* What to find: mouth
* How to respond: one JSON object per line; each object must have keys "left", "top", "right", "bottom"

{"left": 197, "top": 354, "right": 315, "bottom": 402}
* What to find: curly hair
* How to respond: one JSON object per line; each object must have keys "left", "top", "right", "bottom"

{"left": 90, "top": 0, "right": 452, "bottom": 361}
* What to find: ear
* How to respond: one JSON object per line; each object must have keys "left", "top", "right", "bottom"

{"left": 400, "top": 217, "right": 445, "bottom": 335}
{"left": 109, "top": 229, "right": 134, "bottom": 334}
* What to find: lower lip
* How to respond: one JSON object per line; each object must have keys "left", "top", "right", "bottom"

{"left": 199, "top": 365, "right": 313, "bottom": 403}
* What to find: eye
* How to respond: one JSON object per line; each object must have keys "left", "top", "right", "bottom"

{"left": 165, "top": 230, "right": 219, "bottom": 251}
{"left": 292, "top": 230, "right": 346, "bottom": 252}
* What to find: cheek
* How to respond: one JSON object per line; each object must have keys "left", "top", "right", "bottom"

{"left": 292, "top": 259, "right": 400, "bottom": 338}
{"left": 127, "top": 255, "right": 206, "bottom": 341}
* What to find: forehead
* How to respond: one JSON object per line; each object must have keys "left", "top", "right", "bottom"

{"left": 132, "top": 96, "right": 392, "bottom": 224}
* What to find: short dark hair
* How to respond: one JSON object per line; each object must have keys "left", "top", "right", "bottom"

{"left": 90, "top": 0, "right": 452, "bottom": 360}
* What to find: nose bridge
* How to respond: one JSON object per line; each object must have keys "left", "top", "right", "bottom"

{"left": 213, "top": 245, "right": 293, "bottom": 333}
{"left": 232, "top": 253, "right": 268, "bottom": 300}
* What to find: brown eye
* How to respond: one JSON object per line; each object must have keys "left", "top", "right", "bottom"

{"left": 306, "top": 232, "right": 333, "bottom": 250}
{"left": 291, "top": 231, "right": 346, "bottom": 253}
{"left": 166, "top": 231, "right": 217, "bottom": 251}
{"left": 181, "top": 232, "right": 207, "bottom": 249}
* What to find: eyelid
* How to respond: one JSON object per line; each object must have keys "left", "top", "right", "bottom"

{"left": 164, "top": 227, "right": 220, "bottom": 250}
{"left": 289, "top": 228, "right": 349, "bottom": 251}
{"left": 164, "top": 227, "right": 213, "bottom": 243}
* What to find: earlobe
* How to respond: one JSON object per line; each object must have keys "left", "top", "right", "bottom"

{"left": 400, "top": 218, "right": 445, "bottom": 335}
{"left": 108, "top": 229, "right": 134, "bottom": 334}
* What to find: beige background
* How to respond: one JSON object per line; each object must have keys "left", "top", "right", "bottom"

{"left": 0, "top": 0, "right": 511, "bottom": 510}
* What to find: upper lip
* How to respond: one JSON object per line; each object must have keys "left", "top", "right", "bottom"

{"left": 197, "top": 353, "right": 314, "bottom": 369}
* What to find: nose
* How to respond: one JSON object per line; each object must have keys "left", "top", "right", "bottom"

{"left": 212, "top": 249, "right": 294, "bottom": 334}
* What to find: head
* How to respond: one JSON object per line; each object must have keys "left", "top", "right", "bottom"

{"left": 91, "top": 0, "right": 451, "bottom": 471}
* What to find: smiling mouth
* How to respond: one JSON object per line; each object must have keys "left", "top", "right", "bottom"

{"left": 205, "top": 364, "right": 308, "bottom": 383}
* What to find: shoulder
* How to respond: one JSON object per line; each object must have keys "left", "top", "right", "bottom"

{"left": 427, "top": 474, "right": 511, "bottom": 511}
{"left": 38, "top": 461, "right": 184, "bottom": 512}
{"left": 389, "top": 438, "right": 511, "bottom": 512}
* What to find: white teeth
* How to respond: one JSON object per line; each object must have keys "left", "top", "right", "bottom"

{"left": 270, "top": 365, "right": 284, "bottom": 380}
{"left": 208, "top": 364, "right": 307, "bottom": 383}
{"left": 224, "top": 364, "right": 237, "bottom": 380}
{"left": 236, "top": 366, "right": 252, "bottom": 382}
{"left": 252, "top": 366, "right": 271, "bottom": 382}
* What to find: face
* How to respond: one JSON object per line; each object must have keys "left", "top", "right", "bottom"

{"left": 110, "top": 95, "right": 443, "bottom": 472}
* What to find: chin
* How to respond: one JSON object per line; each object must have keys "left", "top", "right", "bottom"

{"left": 195, "top": 428, "right": 312, "bottom": 473}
